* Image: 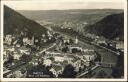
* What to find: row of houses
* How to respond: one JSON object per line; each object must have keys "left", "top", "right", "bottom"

{"left": 3, "top": 46, "right": 31, "bottom": 63}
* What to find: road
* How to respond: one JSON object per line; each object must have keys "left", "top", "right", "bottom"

{"left": 77, "top": 65, "right": 99, "bottom": 78}
{"left": 39, "top": 42, "right": 57, "bottom": 54}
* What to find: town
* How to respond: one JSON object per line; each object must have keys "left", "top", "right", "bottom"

{"left": 3, "top": 23, "right": 124, "bottom": 78}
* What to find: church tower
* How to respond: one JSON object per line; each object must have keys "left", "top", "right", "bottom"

{"left": 75, "top": 36, "right": 78, "bottom": 44}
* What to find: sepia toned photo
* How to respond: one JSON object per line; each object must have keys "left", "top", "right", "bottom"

{"left": 0, "top": 0, "right": 127, "bottom": 81}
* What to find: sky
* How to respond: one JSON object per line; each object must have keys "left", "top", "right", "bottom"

{"left": 2, "top": 0, "right": 124, "bottom": 10}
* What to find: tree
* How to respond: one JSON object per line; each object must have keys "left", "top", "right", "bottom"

{"left": 111, "top": 52, "right": 124, "bottom": 78}
{"left": 94, "top": 51, "right": 101, "bottom": 62}
{"left": 26, "top": 64, "right": 55, "bottom": 78}
{"left": 62, "top": 46, "right": 69, "bottom": 53}
{"left": 97, "top": 70, "right": 107, "bottom": 78}
{"left": 20, "top": 54, "right": 32, "bottom": 63}
{"left": 87, "top": 67, "right": 93, "bottom": 78}
{"left": 8, "top": 53, "right": 14, "bottom": 63}
{"left": 72, "top": 48, "right": 80, "bottom": 53}
{"left": 49, "top": 57, "right": 55, "bottom": 61}
{"left": 60, "top": 64, "right": 77, "bottom": 78}
{"left": 69, "top": 39, "right": 74, "bottom": 44}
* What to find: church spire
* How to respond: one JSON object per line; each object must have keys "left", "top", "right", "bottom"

{"left": 75, "top": 36, "right": 78, "bottom": 44}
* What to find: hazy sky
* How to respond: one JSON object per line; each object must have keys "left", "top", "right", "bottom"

{"left": 2, "top": 0, "right": 124, "bottom": 10}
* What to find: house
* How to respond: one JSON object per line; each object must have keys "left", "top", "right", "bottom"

{"left": 13, "top": 70, "right": 23, "bottom": 78}
{"left": 4, "top": 35, "right": 12, "bottom": 45}
{"left": 97, "top": 40, "right": 107, "bottom": 45}
{"left": 54, "top": 56, "right": 65, "bottom": 62}
{"left": 47, "top": 31, "right": 53, "bottom": 37}
{"left": 83, "top": 49, "right": 94, "bottom": 52}
{"left": 35, "top": 39, "right": 38, "bottom": 42}
{"left": 3, "top": 50, "right": 8, "bottom": 62}
{"left": 23, "top": 36, "right": 34, "bottom": 45}
{"left": 54, "top": 55, "right": 70, "bottom": 62}
{"left": 29, "top": 61, "right": 38, "bottom": 66}
{"left": 43, "top": 59, "right": 52, "bottom": 66}
{"left": 73, "top": 60, "right": 81, "bottom": 68}
{"left": 50, "top": 65, "right": 63, "bottom": 77}
{"left": 73, "top": 60, "right": 82, "bottom": 72}
{"left": 23, "top": 37, "right": 28, "bottom": 45}
{"left": 69, "top": 46, "right": 83, "bottom": 53}
{"left": 75, "top": 36, "right": 78, "bottom": 44}
{"left": 85, "top": 33, "right": 96, "bottom": 40}
{"left": 63, "top": 39, "right": 70, "bottom": 44}
{"left": 83, "top": 54, "right": 96, "bottom": 66}
{"left": 19, "top": 47, "right": 30, "bottom": 55}
{"left": 45, "top": 51, "right": 61, "bottom": 57}
{"left": 43, "top": 39, "right": 47, "bottom": 43}
{"left": 42, "top": 34, "right": 46, "bottom": 37}
{"left": 16, "top": 44, "right": 21, "bottom": 47}
{"left": 7, "top": 47, "right": 15, "bottom": 52}
{"left": 49, "top": 68, "right": 57, "bottom": 77}
{"left": 13, "top": 51, "right": 21, "bottom": 60}
{"left": 84, "top": 54, "right": 96, "bottom": 61}
{"left": 48, "top": 37, "right": 52, "bottom": 40}
{"left": 116, "top": 41, "right": 124, "bottom": 50}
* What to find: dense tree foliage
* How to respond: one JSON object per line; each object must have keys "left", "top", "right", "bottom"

{"left": 59, "top": 64, "right": 77, "bottom": 78}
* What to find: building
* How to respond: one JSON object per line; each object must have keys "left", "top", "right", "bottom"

{"left": 45, "top": 51, "right": 61, "bottom": 57}
{"left": 97, "top": 40, "right": 107, "bottom": 45}
{"left": 75, "top": 36, "right": 78, "bottom": 44}
{"left": 73, "top": 60, "right": 82, "bottom": 72}
{"left": 13, "top": 70, "right": 23, "bottom": 78}
{"left": 50, "top": 65, "right": 63, "bottom": 77}
{"left": 69, "top": 46, "right": 83, "bottom": 53}
{"left": 16, "top": 43, "right": 21, "bottom": 47}
{"left": 13, "top": 51, "right": 21, "bottom": 60}
{"left": 54, "top": 56, "right": 65, "bottom": 62}
{"left": 19, "top": 47, "right": 30, "bottom": 55}
{"left": 43, "top": 59, "right": 52, "bottom": 66}
{"left": 116, "top": 41, "right": 124, "bottom": 50}
{"left": 23, "top": 36, "right": 34, "bottom": 45}
{"left": 4, "top": 35, "right": 12, "bottom": 45}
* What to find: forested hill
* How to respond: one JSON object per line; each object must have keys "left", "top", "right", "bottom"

{"left": 4, "top": 5, "right": 48, "bottom": 37}
{"left": 85, "top": 13, "right": 124, "bottom": 40}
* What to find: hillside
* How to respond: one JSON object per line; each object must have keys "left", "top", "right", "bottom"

{"left": 85, "top": 13, "right": 124, "bottom": 40}
{"left": 4, "top": 5, "right": 47, "bottom": 37}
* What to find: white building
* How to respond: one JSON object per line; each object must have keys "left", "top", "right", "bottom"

{"left": 49, "top": 68, "right": 57, "bottom": 77}
{"left": 42, "top": 34, "right": 46, "bottom": 37}
{"left": 13, "top": 51, "right": 21, "bottom": 60}
{"left": 43, "top": 59, "right": 52, "bottom": 66}
{"left": 23, "top": 36, "right": 34, "bottom": 45}
{"left": 97, "top": 40, "right": 107, "bottom": 45}
{"left": 5, "top": 35, "right": 12, "bottom": 45}
{"left": 75, "top": 36, "right": 78, "bottom": 44}
{"left": 45, "top": 51, "right": 61, "bottom": 57}
{"left": 7, "top": 47, "right": 15, "bottom": 52}
{"left": 116, "top": 41, "right": 124, "bottom": 50}
{"left": 50, "top": 65, "right": 63, "bottom": 77}
{"left": 54, "top": 56, "right": 70, "bottom": 62}
{"left": 16, "top": 44, "right": 21, "bottom": 47}
{"left": 19, "top": 47, "right": 30, "bottom": 55}
{"left": 13, "top": 70, "right": 23, "bottom": 78}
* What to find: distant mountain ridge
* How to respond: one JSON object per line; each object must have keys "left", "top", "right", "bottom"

{"left": 18, "top": 9, "right": 123, "bottom": 24}
{"left": 4, "top": 5, "right": 47, "bottom": 37}
{"left": 85, "top": 13, "right": 124, "bottom": 40}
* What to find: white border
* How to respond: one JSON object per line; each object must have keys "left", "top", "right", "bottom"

{"left": 1, "top": 0, "right": 127, "bottom": 81}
